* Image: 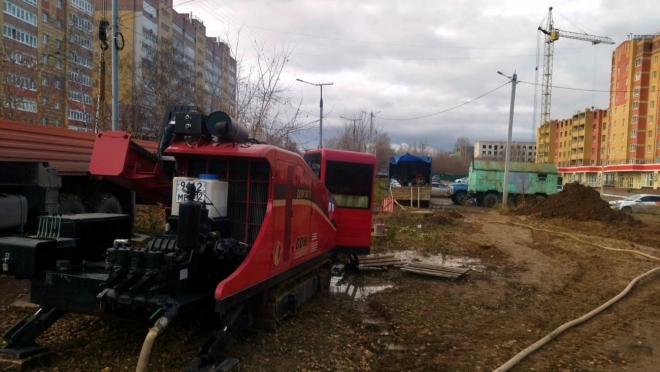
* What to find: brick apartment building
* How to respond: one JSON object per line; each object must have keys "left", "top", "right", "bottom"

{"left": 1, "top": 0, "right": 236, "bottom": 132}
{"left": 537, "top": 32, "right": 660, "bottom": 190}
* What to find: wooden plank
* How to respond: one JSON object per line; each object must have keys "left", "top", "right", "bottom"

{"left": 401, "top": 265, "right": 465, "bottom": 276}
{"left": 401, "top": 267, "right": 463, "bottom": 278}
{"left": 362, "top": 254, "right": 395, "bottom": 260}
{"left": 404, "top": 262, "right": 470, "bottom": 274}
{"left": 360, "top": 260, "right": 405, "bottom": 267}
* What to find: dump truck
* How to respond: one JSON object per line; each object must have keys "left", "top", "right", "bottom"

{"left": 468, "top": 160, "right": 559, "bottom": 208}
{"left": 0, "top": 119, "right": 158, "bottom": 215}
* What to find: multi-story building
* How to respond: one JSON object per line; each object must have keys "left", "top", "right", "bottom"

{"left": 92, "top": 0, "right": 236, "bottom": 138}
{"left": 536, "top": 120, "right": 556, "bottom": 163}
{"left": 550, "top": 107, "right": 606, "bottom": 168}
{"left": 537, "top": 33, "right": 660, "bottom": 190}
{"left": 474, "top": 141, "right": 536, "bottom": 163}
{"left": 1, "top": 0, "right": 94, "bottom": 128}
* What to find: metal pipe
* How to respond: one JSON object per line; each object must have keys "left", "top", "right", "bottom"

{"left": 111, "top": 0, "right": 119, "bottom": 130}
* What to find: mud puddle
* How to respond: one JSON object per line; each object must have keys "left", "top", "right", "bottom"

{"left": 388, "top": 250, "right": 485, "bottom": 271}
{"left": 330, "top": 273, "right": 393, "bottom": 300}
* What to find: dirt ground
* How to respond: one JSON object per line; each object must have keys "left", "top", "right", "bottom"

{"left": 3, "top": 206, "right": 660, "bottom": 372}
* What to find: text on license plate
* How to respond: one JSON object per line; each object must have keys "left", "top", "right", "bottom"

{"left": 175, "top": 181, "right": 206, "bottom": 202}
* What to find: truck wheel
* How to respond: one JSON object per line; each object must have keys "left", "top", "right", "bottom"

{"left": 450, "top": 196, "right": 458, "bottom": 205}
{"left": 59, "top": 194, "right": 86, "bottom": 214}
{"left": 455, "top": 192, "right": 468, "bottom": 206}
{"left": 482, "top": 193, "right": 499, "bottom": 208}
{"left": 90, "top": 193, "right": 123, "bottom": 214}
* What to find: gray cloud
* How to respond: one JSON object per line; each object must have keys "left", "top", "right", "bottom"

{"left": 177, "top": 0, "right": 660, "bottom": 150}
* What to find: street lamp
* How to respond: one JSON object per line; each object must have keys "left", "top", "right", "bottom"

{"left": 297, "top": 78, "right": 333, "bottom": 148}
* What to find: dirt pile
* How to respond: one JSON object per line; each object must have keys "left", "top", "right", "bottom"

{"left": 517, "top": 182, "right": 641, "bottom": 225}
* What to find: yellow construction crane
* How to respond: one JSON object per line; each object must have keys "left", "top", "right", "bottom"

{"left": 538, "top": 7, "right": 615, "bottom": 126}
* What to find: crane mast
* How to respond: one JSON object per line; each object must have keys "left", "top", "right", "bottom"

{"left": 537, "top": 7, "right": 615, "bottom": 127}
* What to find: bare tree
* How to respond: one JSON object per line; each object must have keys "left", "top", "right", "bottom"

{"left": 454, "top": 136, "right": 472, "bottom": 157}
{"left": 431, "top": 152, "right": 471, "bottom": 174}
{"left": 227, "top": 30, "right": 312, "bottom": 147}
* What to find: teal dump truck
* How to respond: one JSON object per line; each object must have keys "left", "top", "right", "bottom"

{"left": 468, "top": 160, "right": 559, "bottom": 208}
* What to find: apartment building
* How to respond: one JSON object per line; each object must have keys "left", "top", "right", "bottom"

{"left": 474, "top": 141, "right": 536, "bottom": 163}
{"left": 1, "top": 0, "right": 94, "bottom": 128}
{"left": 537, "top": 33, "right": 660, "bottom": 190}
{"left": 550, "top": 107, "right": 606, "bottom": 167}
{"left": 92, "top": 0, "right": 236, "bottom": 137}
{"left": 536, "top": 120, "right": 556, "bottom": 163}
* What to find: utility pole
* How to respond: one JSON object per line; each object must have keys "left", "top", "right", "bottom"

{"left": 369, "top": 111, "right": 373, "bottom": 153}
{"left": 498, "top": 71, "right": 517, "bottom": 208}
{"left": 340, "top": 116, "right": 361, "bottom": 151}
{"left": 296, "top": 79, "right": 333, "bottom": 148}
{"left": 111, "top": 0, "right": 119, "bottom": 130}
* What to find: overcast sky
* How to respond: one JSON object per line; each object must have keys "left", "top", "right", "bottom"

{"left": 175, "top": 0, "right": 660, "bottom": 151}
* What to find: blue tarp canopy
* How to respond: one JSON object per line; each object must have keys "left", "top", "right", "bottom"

{"left": 388, "top": 153, "right": 433, "bottom": 184}
{"left": 389, "top": 153, "right": 432, "bottom": 165}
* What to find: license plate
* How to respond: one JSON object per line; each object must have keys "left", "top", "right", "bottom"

{"left": 175, "top": 180, "right": 206, "bottom": 203}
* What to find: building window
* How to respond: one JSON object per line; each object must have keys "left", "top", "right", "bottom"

{"left": 652, "top": 101, "right": 655, "bottom": 109}
{"left": 42, "top": 54, "right": 48, "bottom": 64}
{"left": 632, "top": 116, "right": 638, "bottom": 124}
{"left": 42, "top": 12, "right": 49, "bottom": 22}
{"left": 55, "top": 80, "right": 61, "bottom": 89}
{"left": 635, "top": 72, "right": 641, "bottom": 81}
{"left": 642, "top": 173, "right": 654, "bottom": 186}
{"left": 57, "top": 19, "right": 62, "bottom": 28}
{"left": 57, "top": 0, "right": 62, "bottom": 7}
{"left": 42, "top": 77, "right": 48, "bottom": 85}
{"left": 3, "top": 25, "right": 38, "bottom": 47}
{"left": 654, "top": 71, "right": 658, "bottom": 79}
{"left": 635, "top": 58, "right": 642, "bottom": 66}
{"left": 630, "top": 144, "right": 637, "bottom": 152}
{"left": 69, "top": 0, "right": 93, "bottom": 16}
{"left": 648, "top": 145, "right": 652, "bottom": 153}
{"left": 55, "top": 101, "right": 61, "bottom": 109}
{"left": 633, "top": 101, "right": 639, "bottom": 109}
{"left": 42, "top": 33, "right": 49, "bottom": 43}
{"left": 5, "top": 98, "right": 37, "bottom": 112}
{"left": 649, "top": 130, "right": 654, "bottom": 138}
{"left": 4, "top": 1, "right": 38, "bottom": 25}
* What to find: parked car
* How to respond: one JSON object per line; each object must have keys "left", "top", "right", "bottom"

{"left": 557, "top": 184, "right": 563, "bottom": 192}
{"left": 609, "top": 194, "right": 660, "bottom": 214}
{"left": 431, "top": 182, "right": 447, "bottom": 197}
{"left": 454, "top": 177, "right": 468, "bottom": 183}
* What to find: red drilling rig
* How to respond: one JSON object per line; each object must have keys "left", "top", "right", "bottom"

{"left": 0, "top": 107, "right": 376, "bottom": 371}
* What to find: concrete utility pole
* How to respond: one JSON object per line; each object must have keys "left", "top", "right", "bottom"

{"left": 111, "top": 0, "right": 119, "bottom": 130}
{"left": 297, "top": 79, "right": 333, "bottom": 148}
{"left": 498, "top": 71, "right": 517, "bottom": 207}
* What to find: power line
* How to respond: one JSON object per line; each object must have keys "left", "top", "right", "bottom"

{"left": 518, "top": 80, "right": 642, "bottom": 93}
{"left": 376, "top": 81, "right": 510, "bottom": 121}
{"left": 244, "top": 24, "right": 607, "bottom": 51}
{"left": 291, "top": 48, "right": 610, "bottom": 62}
